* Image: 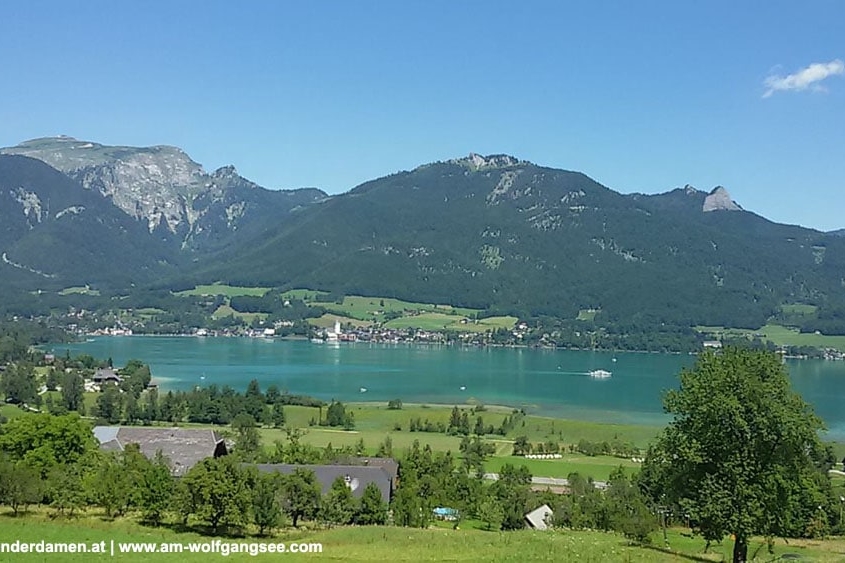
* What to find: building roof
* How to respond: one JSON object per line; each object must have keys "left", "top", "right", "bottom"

{"left": 329, "top": 456, "right": 399, "bottom": 481}
{"left": 93, "top": 368, "right": 121, "bottom": 382}
{"left": 525, "top": 504, "right": 554, "bottom": 530}
{"left": 92, "top": 426, "right": 226, "bottom": 476}
{"left": 253, "top": 463, "right": 392, "bottom": 503}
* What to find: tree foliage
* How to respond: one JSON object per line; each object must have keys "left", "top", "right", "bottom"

{"left": 640, "top": 348, "right": 833, "bottom": 563}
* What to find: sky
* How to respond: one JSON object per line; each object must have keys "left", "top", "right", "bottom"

{"left": 2, "top": 1, "right": 843, "bottom": 231}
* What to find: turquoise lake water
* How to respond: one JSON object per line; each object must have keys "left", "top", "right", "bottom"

{"left": 55, "top": 336, "right": 845, "bottom": 439}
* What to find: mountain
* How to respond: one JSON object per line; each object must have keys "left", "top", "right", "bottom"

{"left": 0, "top": 154, "right": 178, "bottom": 291}
{"left": 2, "top": 140, "right": 842, "bottom": 333}
{"left": 204, "top": 154, "right": 845, "bottom": 328}
{"left": 1, "top": 137, "right": 327, "bottom": 251}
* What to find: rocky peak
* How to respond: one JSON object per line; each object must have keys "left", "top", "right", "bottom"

{"left": 702, "top": 186, "right": 741, "bottom": 212}
{"left": 3, "top": 137, "right": 209, "bottom": 234}
{"left": 450, "top": 153, "right": 526, "bottom": 171}
{"left": 212, "top": 165, "right": 239, "bottom": 179}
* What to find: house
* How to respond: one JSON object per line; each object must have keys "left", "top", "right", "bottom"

{"left": 253, "top": 463, "right": 393, "bottom": 504}
{"left": 703, "top": 340, "right": 722, "bottom": 349}
{"left": 92, "top": 426, "right": 227, "bottom": 476}
{"left": 93, "top": 368, "right": 122, "bottom": 384}
{"left": 525, "top": 504, "right": 554, "bottom": 530}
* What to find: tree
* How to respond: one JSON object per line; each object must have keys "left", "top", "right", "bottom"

{"left": 387, "top": 398, "right": 403, "bottom": 410}
{"left": 512, "top": 435, "right": 531, "bottom": 456}
{"left": 325, "top": 400, "right": 353, "bottom": 428}
{"left": 94, "top": 384, "right": 123, "bottom": 424}
{"left": 640, "top": 348, "right": 832, "bottom": 563}
{"left": 48, "top": 465, "right": 87, "bottom": 516}
{"left": 282, "top": 468, "right": 322, "bottom": 527}
{"left": 142, "top": 387, "right": 160, "bottom": 423}
{"left": 266, "top": 384, "right": 281, "bottom": 404}
{"left": 124, "top": 393, "right": 142, "bottom": 425}
{"left": 605, "top": 467, "right": 657, "bottom": 544}
{"left": 61, "top": 372, "right": 85, "bottom": 414}
{"left": 181, "top": 457, "right": 252, "bottom": 534}
{"left": 320, "top": 476, "right": 357, "bottom": 527}
{"left": 357, "top": 481, "right": 387, "bottom": 525}
{"left": 232, "top": 414, "right": 262, "bottom": 462}
{"left": 244, "top": 379, "right": 266, "bottom": 423}
{"left": 473, "top": 416, "right": 485, "bottom": 436}
{"left": 45, "top": 369, "right": 60, "bottom": 391}
{"left": 270, "top": 402, "right": 286, "bottom": 428}
{"left": 0, "top": 413, "right": 96, "bottom": 477}
{"left": 89, "top": 452, "right": 132, "bottom": 517}
{"left": 252, "top": 472, "right": 284, "bottom": 535}
{"left": 375, "top": 436, "right": 393, "bottom": 458}
{"left": 0, "top": 363, "right": 38, "bottom": 405}
{"left": 0, "top": 458, "right": 42, "bottom": 515}
{"left": 138, "top": 451, "right": 174, "bottom": 525}
{"left": 477, "top": 496, "right": 505, "bottom": 531}
{"left": 449, "top": 406, "right": 461, "bottom": 431}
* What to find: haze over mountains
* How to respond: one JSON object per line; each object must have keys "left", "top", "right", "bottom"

{"left": 2, "top": 137, "right": 843, "bottom": 330}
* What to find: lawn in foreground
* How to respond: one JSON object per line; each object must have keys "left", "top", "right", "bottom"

{"left": 1, "top": 513, "right": 842, "bottom": 562}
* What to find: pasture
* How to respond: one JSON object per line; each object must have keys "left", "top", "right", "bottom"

{"left": 697, "top": 323, "right": 845, "bottom": 350}
{"left": 305, "top": 294, "right": 479, "bottom": 322}
{"left": 177, "top": 283, "right": 271, "bottom": 297}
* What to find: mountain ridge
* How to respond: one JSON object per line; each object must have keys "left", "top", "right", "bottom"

{"left": 1, "top": 140, "right": 842, "bottom": 334}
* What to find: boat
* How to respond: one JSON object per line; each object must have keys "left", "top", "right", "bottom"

{"left": 588, "top": 369, "right": 612, "bottom": 379}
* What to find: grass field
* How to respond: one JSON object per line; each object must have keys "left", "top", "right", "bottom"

{"left": 781, "top": 303, "right": 819, "bottom": 315}
{"left": 243, "top": 403, "right": 658, "bottom": 480}
{"left": 577, "top": 309, "right": 599, "bottom": 321}
{"left": 211, "top": 304, "right": 267, "bottom": 324}
{"left": 484, "top": 454, "right": 639, "bottom": 481}
{"left": 383, "top": 314, "right": 517, "bottom": 332}
{"left": 177, "top": 283, "right": 271, "bottom": 298}
{"left": 58, "top": 286, "right": 101, "bottom": 296}
{"left": 696, "top": 323, "right": 845, "bottom": 350}
{"left": 0, "top": 404, "right": 31, "bottom": 420}
{"left": 285, "top": 292, "right": 480, "bottom": 322}
{"left": 1, "top": 512, "right": 843, "bottom": 562}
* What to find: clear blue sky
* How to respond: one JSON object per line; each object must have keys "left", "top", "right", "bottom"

{"left": 2, "top": 1, "right": 843, "bottom": 230}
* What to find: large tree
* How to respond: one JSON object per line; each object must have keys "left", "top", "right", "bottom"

{"left": 181, "top": 456, "right": 252, "bottom": 534}
{"left": 0, "top": 363, "right": 38, "bottom": 405}
{"left": 282, "top": 467, "right": 322, "bottom": 527}
{"left": 640, "top": 348, "right": 834, "bottom": 563}
{"left": 0, "top": 413, "right": 95, "bottom": 477}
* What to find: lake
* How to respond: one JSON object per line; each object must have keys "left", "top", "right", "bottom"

{"left": 54, "top": 336, "right": 845, "bottom": 439}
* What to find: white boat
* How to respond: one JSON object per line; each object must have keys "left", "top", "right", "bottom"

{"left": 589, "top": 369, "right": 612, "bottom": 379}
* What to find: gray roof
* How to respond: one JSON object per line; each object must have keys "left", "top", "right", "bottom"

{"left": 253, "top": 464, "right": 392, "bottom": 504}
{"left": 330, "top": 456, "right": 399, "bottom": 481}
{"left": 93, "top": 368, "right": 121, "bottom": 382}
{"left": 92, "top": 426, "right": 226, "bottom": 476}
{"left": 525, "top": 504, "right": 554, "bottom": 530}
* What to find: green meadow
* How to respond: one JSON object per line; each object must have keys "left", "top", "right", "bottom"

{"left": 211, "top": 304, "right": 267, "bottom": 323}
{"left": 2, "top": 513, "right": 843, "bottom": 562}
{"left": 383, "top": 313, "right": 518, "bottom": 332}
{"left": 177, "top": 283, "right": 272, "bottom": 298}
{"left": 696, "top": 323, "right": 845, "bottom": 350}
